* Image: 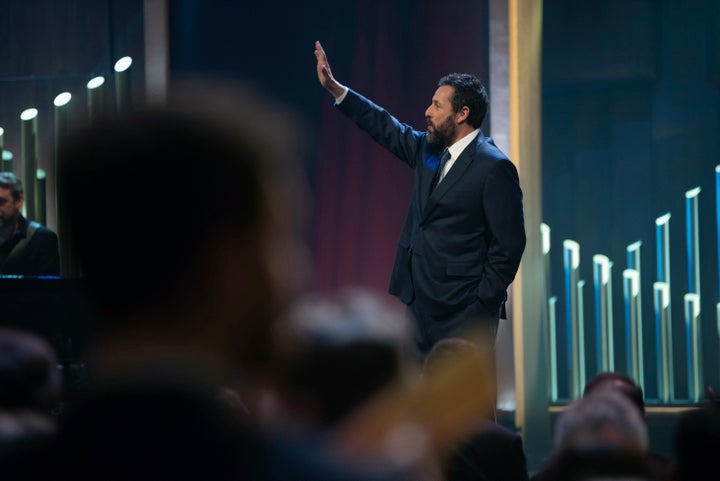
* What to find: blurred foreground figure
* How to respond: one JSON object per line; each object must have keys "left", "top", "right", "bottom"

{"left": 0, "top": 79, "right": 394, "bottom": 481}
{"left": 0, "top": 327, "right": 61, "bottom": 448}
{"left": 423, "top": 337, "right": 530, "bottom": 481}
{"left": 670, "top": 388, "right": 720, "bottom": 481}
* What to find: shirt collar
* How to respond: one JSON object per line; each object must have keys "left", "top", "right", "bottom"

{"left": 447, "top": 128, "right": 480, "bottom": 160}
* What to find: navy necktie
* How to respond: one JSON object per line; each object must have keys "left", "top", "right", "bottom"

{"left": 433, "top": 148, "right": 451, "bottom": 190}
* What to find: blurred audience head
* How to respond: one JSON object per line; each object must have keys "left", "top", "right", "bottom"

{"left": 554, "top": 388, "right": 648, "bottom": 453}
{"left": 267, "top": 287, "right": 413, "bottom": 429}
{"left": 57, "top": 77, "right": 311, "bottom": 375}
{"left": 583, "top": 371, "right": 646, "bottom": 421}
{"left": 0, "top": 327, "right": 62, "bottom": 444}
{"left": 423, "top": 336, "right": 496, "bottom": 421}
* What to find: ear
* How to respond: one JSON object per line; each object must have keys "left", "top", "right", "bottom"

{"left": 16, "top": 193, "right": 24, "bottom": 209}
{"left": 456, "top": 106, "right": 470, "bottom": 123}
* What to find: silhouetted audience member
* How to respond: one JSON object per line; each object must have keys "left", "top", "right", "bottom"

{"left": 423, "top": 337, "right": 530, "bottom": 481}
{"left": 0, "top": 79, "right": 395, "bottom": 481}
{"left": 0, "top": 172, "right": 60, "bottom": 277}
{"left": 583, "top": 371, "right": 671, "bottom": 478}
{"left": 534, "top": 389, "right": 658, "bottom": 481}
{"left": 0, "top": 327, "right": 61, "bottom": 448}
{"left": 533, "top": 446, "right": 660, "bottom": 481}
{"left": 265, "top": 287, "right": 414, "bottom": 432}
{"left": 583, "top": 372, "right": 646, "bottom": 420}
{"left": 670, "top": 388, "right": 720, "bottom": 481}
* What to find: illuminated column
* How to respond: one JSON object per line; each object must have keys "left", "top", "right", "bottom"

{"left": 593, "top": 255, "right": 614, "bottom": 372}
{"left": 35, "top": 168, "right": 46, "bottom": 225}
{"left": 114, "top": 56, "right": 133, "bottom": 113}
{"left": 624, "top": 269, "right": 644, "bottom": 389}
{"left": 87, "top": 76, "right": 105, "bottom": 121}
{"left": 686, "top": 187, "right": 701, "bottom": 295}
{"left": 684, "top": 293, "right": 703, "bottom": 402}
{"left": 716, "top": 166, "right": 720, "bottom": 300}
{"left": 656, "top": 213, "right": 671, "bottom": 284}
{"left": 563, "top": 239, "right": 581, "bottom": 398}
{"left": 54, "top": 92, "right": 73, "bottom": 277}
{"left": 2, "top": 150, "right": 13, "bottom": 173}
{"left": 20, "top": 108, "right": 39, "bottom": 220}
{"left": 549, "top": 296, "right": 558, "bottom": 402}
{"left": 542, "top": 223, "right": 551, "bottom": 295}
{"left": 577, "top": 279, "right": 587, "bottom": 391}
{"left": 627, "top": 240, "right": 643, "bottom": 328}
{"left": 541, "top": 223, "right": 558, "bottom": 401}
{"left": 654, "top": 282, "right": 673, "bottom": 403}
{"left": 655, "top": 213, "right": 675, "bottom": 382}
{"left": 0, "top": 127, "right": 4, "bottom": 172}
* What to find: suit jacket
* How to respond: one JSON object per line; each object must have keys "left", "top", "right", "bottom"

{"left": 0, "top": 215, "right": 60, "bottom": 277}
{"left": 337, "top": 90, "right": 525, "bottom": 338}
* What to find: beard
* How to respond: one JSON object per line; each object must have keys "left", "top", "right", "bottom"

{"left": 426, "top": 114, "right": 457, "bottom": 148}
{"left": 0, "top": 210, "right": 19, "bottom": 232}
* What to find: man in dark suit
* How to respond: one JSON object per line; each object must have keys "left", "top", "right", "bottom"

{"left": 314, "top": 41, "right": 526, "bottom": 358}
{"left": 0, "top": 173, "right": 59, "bottom": 277}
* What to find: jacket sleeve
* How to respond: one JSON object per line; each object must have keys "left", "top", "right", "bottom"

{"left": 477, "top": 158, "right": 526, "bottom": 311}
{"left": 335, "top": 89, "right": 426, "bottom": 168}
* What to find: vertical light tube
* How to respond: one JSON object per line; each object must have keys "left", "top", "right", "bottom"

{"left": 654, "top": 282, "right": 673, "bottom": 403}
{"left": 87, "top": 76, "right": 106, "bottom": 122}
{"left": 684, "top": 293, "right": 702, "bottom": 402}
{"left": 549, "top": 296, "right": 558, "bottom": 402}
{"left": 624, "top": 269, "right": 644, "bottom": 389}
{"left": 2, "top": 150, "right": 13, "bottom": 173}
{"left": 114, "top": 56, "right": 133, "bottom": 114}
{"left": 685, "top": 187, "right": 701, "bottom": 295}
{"left": 542, "top": 223, "right": 557, "bottom": 401}
{"left": 656, "top": 213, "right": 671, "bottom": 284}
{"left": 54, "top": 92, "right": 73, "bottom": 277}
{"left": 656, "top": 214, "right": 672, "bottom": 339}
{"left": 542, "top": 223, "right": 551, "bottom": 295}
{"left": 577, "top": 279, "right": 587, "bottom": 392}
{"left": 716, "top": 166, "right": 720, "bottom": 300}
{"left": 627, "top": 240, "right": 642, "bottom": 340}
{"left": 563, "top": 240, "right": 581, "bottom": 398}
{"left": 593, "top": 255, "right": 614, "bottom": 372}
{"left": 35, "top": 168, "right": 46, "bottom": 225}
{"left": 0, "top": 127, "right": 4, "bottom": 172}
{"left": 20, "top": 108, "right": 39, "bottom": 220}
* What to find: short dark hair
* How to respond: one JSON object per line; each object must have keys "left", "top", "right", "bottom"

{"left": 0, "top": 172, "right": 24, "bottom": 201}
{"left": 583, "top": 371, "right": 646, "bottom": 417}
{"left": 438, "top": 73, "right": 488, "bottom": 129}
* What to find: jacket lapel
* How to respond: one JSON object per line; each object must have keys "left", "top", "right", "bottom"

{"left": 423, "top": 142, "right": 477, "bottom": 217}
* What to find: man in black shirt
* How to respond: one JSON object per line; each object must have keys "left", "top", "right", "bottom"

{"left": 0, "top": 173, "right": 59, "bottom": 277}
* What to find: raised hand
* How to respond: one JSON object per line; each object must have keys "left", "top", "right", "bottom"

{"left": 314, "top": 40, "right": 346, "bottom": 98}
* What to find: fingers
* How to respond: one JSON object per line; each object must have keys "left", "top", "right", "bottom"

{"left": 314, "top": 40, "right": 327, "bottom": 64}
